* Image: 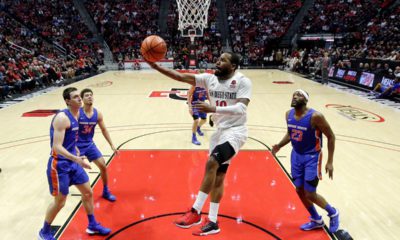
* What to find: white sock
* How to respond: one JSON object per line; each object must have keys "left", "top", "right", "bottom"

{"left": 208, "top": 202, "right": 219, "bottom": 223}
{"left": 192, "top": 191, "right": 208, "bottom": 214}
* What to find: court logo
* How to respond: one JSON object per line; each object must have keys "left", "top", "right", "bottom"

{"left": 87, "top": 81, "right": 113, "bottom": 88}
{"left": 22, "top": 109, "right": 59, "bottom": 117}
{"left": 149, "top": 88, "right": 188, "bottom": 101}
{"left": 325, "top": 104, "right": 384, "bottom": 122}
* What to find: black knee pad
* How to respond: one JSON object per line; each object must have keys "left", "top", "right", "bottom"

{"left": 217, "top": 164, "right": 229, "bottom": 173}
{"left": 306, "top": 177, "right": 319, "bottom": 188}
{"left": 210, "top": 141, "right": 236, "bottom": 166}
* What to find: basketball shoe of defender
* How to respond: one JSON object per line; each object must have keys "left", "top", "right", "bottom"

{"left": 86, "top": 222, "right": 111, "bottom": 235}
{"left": 300, "top": 216, "right": 325, "bottom": 231}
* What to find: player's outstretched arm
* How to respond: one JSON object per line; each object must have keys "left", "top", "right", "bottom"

{"left": 147, "top": 61, "right": 196, "bottom": 86}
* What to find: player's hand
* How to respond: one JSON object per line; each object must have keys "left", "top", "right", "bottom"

{"left": 193, "top": 102, "right": 216, "bottom": 113}
{"left": 325, "top": 162, "right": 334, "bottom": 179}
{"left": 76, "top": 156, "right": 91, "bottom": 169}
{"left": 271, "top": 144, "right": 280, "bottom": 155}
{"left": 111, "top": 146, "right": 118, "bottom": 156}
{"left": 144, "top": 58, "right": 157, "bottom": 68}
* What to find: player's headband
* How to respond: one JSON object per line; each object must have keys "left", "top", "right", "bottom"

{"left": 294, "top": 89, "right": 309, "bottom": 101}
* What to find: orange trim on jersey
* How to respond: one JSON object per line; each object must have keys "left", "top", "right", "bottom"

{"left": 51, "top": 150, "right": 59, "bottom": 196}
{"left": 315, "top": 129, "right": 322, "bottom": 152}
{"left": 51, "top": 149, "right": 57, "bottom": 158}
{"left": 318, "top": 152, "right": 323, "bottom": 180}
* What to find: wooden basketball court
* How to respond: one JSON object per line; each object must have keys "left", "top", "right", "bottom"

{"left": 0, "top": 70, "right": 399, "bottom": 240}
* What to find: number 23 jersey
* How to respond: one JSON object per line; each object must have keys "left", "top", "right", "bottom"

{"left": 287, "top": 108, "right": 322, "bottom": 154}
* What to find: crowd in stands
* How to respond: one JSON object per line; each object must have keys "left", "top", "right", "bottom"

{"left": 298, "top": 1, "right": 399, "bottom": 64}
{"left": 283, "top": 46, "right": 399, "bottom": 99}
{"left": 226, "top": 0, "right": 302, "bottom": 66}
{"left": 0, "top": 10, "right": 98, "bottom": 101}
{"left": 301, "top": 0, "right": 384, "bottom": 34}
{"left": 84, "top": 0, "right": 160, "bottom": 62}
{"left": 285, "top": 47, "right": 398, "bottom": 75}
{"left": 1, "top": 0, "right": 400, "bottom": 101}
{"left": 82, "top": 0, "right": 400, "bottom": 72}
{"left": 84, "top": 0, "right": 303, "bottom": 68}
{"left": 361, "top": 5, "right": 399, "bottom": 60}
{"left": 3, "top": 0, "right": 102, "bottom": 63}
{"left": 289, "top": 1, "right": 399, "bottom": 89}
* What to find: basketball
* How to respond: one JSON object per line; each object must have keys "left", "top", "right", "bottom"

{"left": 140, "top": 35, "right": 167, "bottom": 62}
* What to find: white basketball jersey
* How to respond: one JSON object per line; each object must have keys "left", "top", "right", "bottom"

{"left": 195, "top": 72, "right": 252, "bottom": 129}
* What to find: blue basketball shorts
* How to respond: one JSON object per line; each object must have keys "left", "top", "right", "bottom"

{"left": 46, "top": 157, "right": 89, "bottom": 196}
{"left": 192, "top": 110, "right": 207, "bottom": 120}
{"left": 290, "top": 150, "right": 322, "bottom": 192}
{"left": 78, "top": 143, "right": 102, "bottom": 162}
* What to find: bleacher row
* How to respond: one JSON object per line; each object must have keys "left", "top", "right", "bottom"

{"left": 1, "top": 0, "right": 399, "bottom": 100}
{"left": 0, "top": 0, "right": 101, "bottom": 100}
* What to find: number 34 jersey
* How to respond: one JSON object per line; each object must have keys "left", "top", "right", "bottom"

{"left": 195, "top": 72, "right": 252, "bottom": 129}
{"left": 77, "top": 107, "right": 98, "bottom": 148}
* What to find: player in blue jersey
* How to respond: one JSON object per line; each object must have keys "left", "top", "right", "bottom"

{"left": 372, "top": 74, "right": 400, "bottom": 99}
{"left": 78, "top": 88, "right": 117, "bottom": 202}
{"left": 272, "top": 89, "right": 340, "bottom": 233}
{"left": 188, "top": 85, "right": 208, "bottom": 145}
{"left": 39, "top": 87, "right": 111, "bottom": 240}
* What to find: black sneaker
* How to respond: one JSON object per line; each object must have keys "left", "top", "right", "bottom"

{"left": 192, "top": 217, "right": 220, "bottom": 236}
{"left": 209, "top": 115, "right": 214, "bottom": 127}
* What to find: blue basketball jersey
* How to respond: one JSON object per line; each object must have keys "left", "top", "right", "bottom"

{"left": 78, "top": 108, "right": 98, "bottom": 146}
{"left": 392, "top": 82, "right": 400, "bottom": 92}
{"left": 192, "top": 87, "right": 207, "bottom": 103}
{"left": 49, "top": 109, "right": 79, "bottom": 160}
{"left": 287, "top": 108, "right": 322, "bottom": 154}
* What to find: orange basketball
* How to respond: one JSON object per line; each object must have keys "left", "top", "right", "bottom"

{"left": 140, "top": 35, "right": 167, "bottom": 62}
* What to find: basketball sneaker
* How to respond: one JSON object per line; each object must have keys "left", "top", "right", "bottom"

{"left": 86, "top": 222, "right": 111, "bottom": 235}
{"left": 102, "top": 190, "right": 116, "bottom": 202}
{"left": 38, "top": 229, "right": 55, "bottom": 240}
{"left": 328, "top": 208, "right": 340, "bottom": 233}
{"left": 197, "top": 127, "right": 204, "bottom": 136}
{"left": 300, "top": 216, "right": 324, "bottom": 231}
{"left": 174, "top": 208, "right": 202, "bottom": 228}
{"left": 192, "top": 135, "right": 201, "bottom": 145}
{"left": 192, "top": 217, "right": 220, "bottom": 236}
{"left": 209, "top": 116, "right": 214, "bottom": 127}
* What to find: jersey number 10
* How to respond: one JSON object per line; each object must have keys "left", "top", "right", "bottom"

{"left": 215, "top": 100, "right": 227, "bottom": 107}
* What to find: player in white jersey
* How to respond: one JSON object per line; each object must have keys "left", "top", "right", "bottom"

{"left": 147, "top": 52, "right": 252, "bottom": 236}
